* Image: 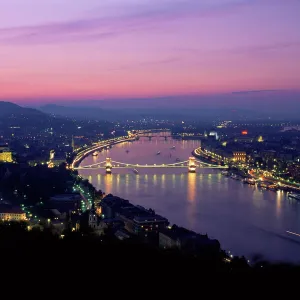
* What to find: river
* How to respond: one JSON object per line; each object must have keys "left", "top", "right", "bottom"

{"left": 79, "top": 135, "right": 300, "bottom": 263}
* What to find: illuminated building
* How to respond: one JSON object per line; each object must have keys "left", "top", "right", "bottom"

{"left": 257, "top": 135, "right": 264, "bottom": 142}
{"left": 188, "top": 156, "right": 197, "bottom": 173}
{"left": 209, "top": 131, "right": 219, "bottom": 140}
{"left": 0, "top": 151, "right": 13, "bottom": 163}
{"left": 101, "top": 195, "right": 169, "bottom": 236}
{"left": 49, "top": 150, "right": 55, "bottom": 160}
{"left": 0, "top": 205, "right": 26, "bottom": 221}
{"left": 105, "top": 157, "right": 112, "bottom": 173}
{"left": 233, "top": 151, "right": 247, "bottom": 162}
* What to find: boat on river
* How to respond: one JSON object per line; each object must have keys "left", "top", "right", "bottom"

{"left": 133, "top": 169, "right": 139, "bottom": 174}
{"left": 156, "top": 151, "right": 161, "bottom": 155}
{"left": 171, "top": 146, "right": 176, "bottom": 149}
{"left": 92, "top": 151, "right": 99, "bottom": 156}
{"left": 288, "top": 193, "right": 300, "bottom": 201}
{"left": 267, "top": 184, "right": 278, "bottom": 192}
{"left": 230, "top": 174, "right": 241, "bottom": 180}
{"left": 257, "top": 181, "right": 270, "bottom": 189}
{"left": 221, "top": 170, "right": 230, "bottom": 176}
{"left": 243, "top": 178, "right": 256, "bottom": 185}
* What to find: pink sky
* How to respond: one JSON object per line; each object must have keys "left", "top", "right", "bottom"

{"left": 0, "top": 0, "right": 300, "bottom": 103}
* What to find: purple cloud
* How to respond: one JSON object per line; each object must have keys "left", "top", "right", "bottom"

{"left": 0, "top": 0, "right": 255, "bottom": 45}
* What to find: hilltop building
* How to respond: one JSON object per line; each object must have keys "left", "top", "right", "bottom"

{"left": 0, "top": 144, "right": 13, "bottom": 163}
{"left": 0, "top": 205, "right": 26, "bottom": 221}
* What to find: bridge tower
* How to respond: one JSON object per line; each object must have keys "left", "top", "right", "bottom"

{"left": 188, "top": 157, "right": 197, "bottom": 173}
{"left": 105, "top": 157, "right": 112, "bottom": 173}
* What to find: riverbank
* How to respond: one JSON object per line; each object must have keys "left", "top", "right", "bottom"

{"left": 192, "top": 147, "right": 223, "bottom": 166}
{"left": 78, "top": 135, "right": 300, "bottom": 263}
{"left": 71, "top": 136, "right": 136, "bottom": 169}
{"left": 4, "top": 220, "right": 300, "bottom": 274}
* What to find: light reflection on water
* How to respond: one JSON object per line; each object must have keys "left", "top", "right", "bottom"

{"left": 79, "top": 135, "right": 300, "bottom": 263}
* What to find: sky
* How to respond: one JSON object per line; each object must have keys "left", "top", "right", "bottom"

{"left": 0, "top": 0, "right": 300, "bottom": 104}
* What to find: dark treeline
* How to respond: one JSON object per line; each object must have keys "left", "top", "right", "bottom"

{"left": 1, "top": 222, "right": 300, "bottom": 274}
{"left": 0, "top": 163, "right": 75, "bottom": 205}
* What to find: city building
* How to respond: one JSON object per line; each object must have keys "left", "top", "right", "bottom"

{"left": 0, "top": 205, "right": 26, "bottom": 221}
{"left": 233, "top": 151, "right": 247, "bottom": 162}
{"left": 257, "top": 135, "right": 264, "bottom": 143}
{"left": 88, "top": 210, "right": 107, "bottom": 235}
{"left": 89, "top": 209, "right": 124, "bottom": 235}
{"left": 0, "top": 145, "right": 13, "bottom": 163}
{"left": 100, "top": 195, "right": 169, "bottom": 237}
{"left": 48, "top": 193, "right": 82, "bottom": 213}
{"left": 116, "top": 205, "right": 169, "bottom": 236}
{"left": 159, "top": 225, "right": 220, "bottom": 252}
{"left": 49, "top": 150, "right": 55, "bottom": 160}
{"left": 0, "top": 151, "right": 13, "bottom": 163}
{"left": 209, "top": 131, "right": 219, "bottom": 140}
{"left": 234, "top": 136, "right": 254, "bottom": 144}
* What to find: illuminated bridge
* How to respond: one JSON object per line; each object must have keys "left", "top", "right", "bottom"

{"left": 74, "top": 157, "right": 228, "bottom": 173}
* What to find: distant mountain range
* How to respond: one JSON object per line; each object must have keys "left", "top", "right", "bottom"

{"left": 2, "top": 88, "right": 300, "bottom": 122}
{"left": 38, "top": 103, "right": 260, "bottom": 121}
{"left": 39, "top": 104, "right": 105, "bottom": 120}
{"left": 0, "top": 101, "right": 45, "bottom": 117}
{"left": 32, "top": 90, "right": 300, "bottom": 121}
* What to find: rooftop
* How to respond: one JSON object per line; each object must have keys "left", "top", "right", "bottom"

{"left": 102, "top": 194, "right": 169, "bottom": 224}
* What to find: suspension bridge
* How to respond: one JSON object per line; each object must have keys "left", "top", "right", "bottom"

{"left": 74, "top": 157, "right": 228, "bottom": 173}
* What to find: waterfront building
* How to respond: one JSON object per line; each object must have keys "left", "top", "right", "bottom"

{"left": 159, "top": 225, "right": 220, "bottom": 252}
{"left": 100, "top": 195, "right": 169, "bottom": 237}
{"left": 0, "top": 205, "right": 26, "bottom": 221}
{"left": 232, "top": 151, "right": 247, "bottom": 162}
{"left": 116, "top": 205, "right": 169, "bottom": 236}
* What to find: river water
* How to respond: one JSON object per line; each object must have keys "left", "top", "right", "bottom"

{"left": 79, "top": 135, "right": 300, "bottom": 263}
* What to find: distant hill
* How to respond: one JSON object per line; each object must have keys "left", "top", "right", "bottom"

{"left": 39, "top": 104, "right": 105, "bottom": 120}
{"left": 39, "top": 103, "right": 258, "bottom": 122}
{"left": 0, "top": 101, "right": 46, "bottom": 117}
